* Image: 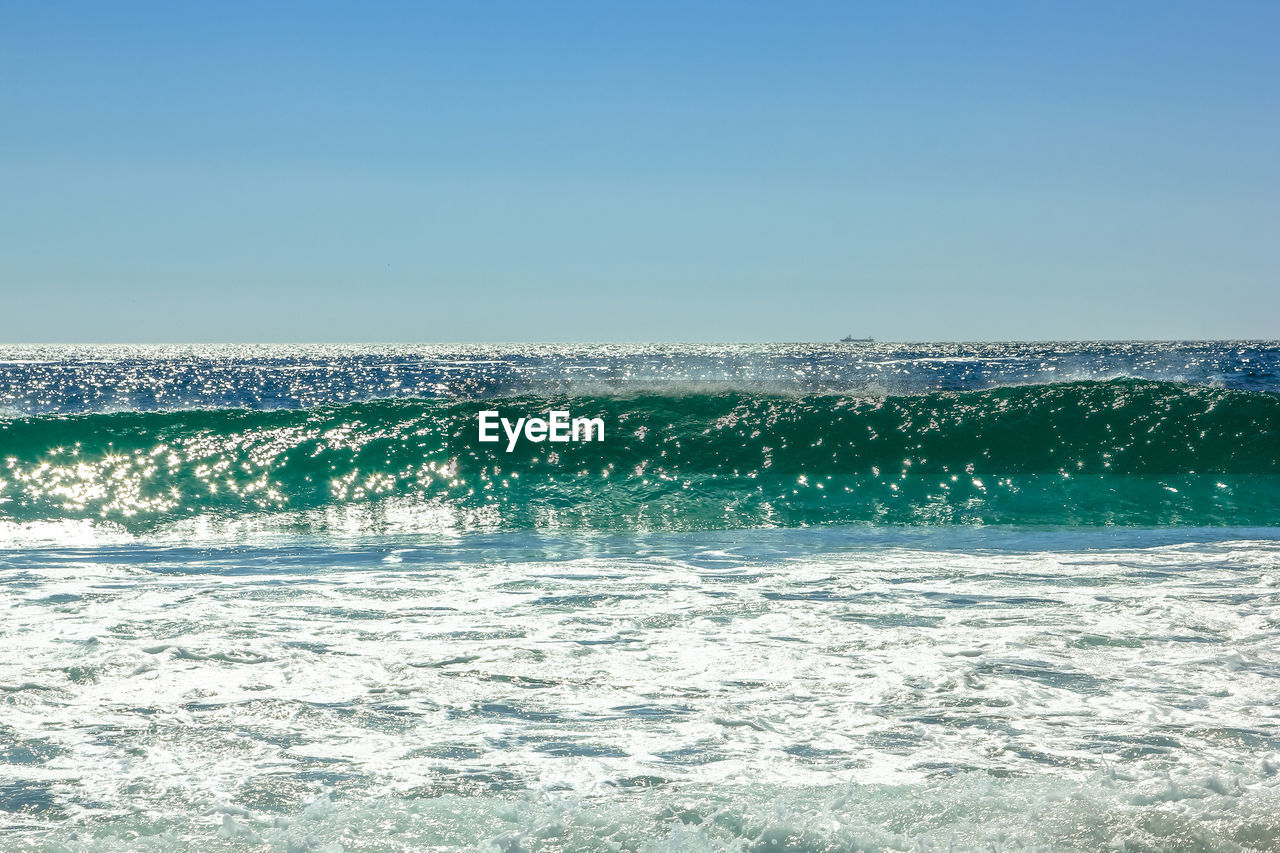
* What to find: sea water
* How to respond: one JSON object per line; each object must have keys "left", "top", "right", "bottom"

{"left": 1, "top": 343, "right": 1278, "bottom": 852}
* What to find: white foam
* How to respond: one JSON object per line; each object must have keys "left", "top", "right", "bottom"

{"left": 3, "top": 532, "right": 1279, "bottom": 850}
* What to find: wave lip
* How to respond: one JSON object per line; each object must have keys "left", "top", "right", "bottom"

{"left": 1, "top": 379, "right": 1277, "bottom": 532}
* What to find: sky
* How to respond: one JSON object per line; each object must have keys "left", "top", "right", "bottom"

{"left": 1, "top": 1, "right": 1277, "bottom": 343}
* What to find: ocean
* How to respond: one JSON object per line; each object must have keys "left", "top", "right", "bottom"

{"left": 1, "top": 342, "right": 1278, "bottom": 852}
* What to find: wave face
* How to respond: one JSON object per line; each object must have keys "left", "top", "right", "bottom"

{"left": 3, "top": 379, "right": 1277, "bottom": 530}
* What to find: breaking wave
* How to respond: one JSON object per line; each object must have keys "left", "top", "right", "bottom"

{"left": 2, "top": 379, "right": 1277, "bottom": 531}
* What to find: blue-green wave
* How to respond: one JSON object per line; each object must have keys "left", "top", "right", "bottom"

{"left": 2, "top": 379, "right": 1277, "bottom": 530}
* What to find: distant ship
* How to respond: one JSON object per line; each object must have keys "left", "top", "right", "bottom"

{"left": 840, "top": 335, "right": 874, "bottom": 343}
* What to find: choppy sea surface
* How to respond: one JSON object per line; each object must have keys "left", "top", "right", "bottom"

{"left": 2, "top": 342, "right": 1279, "bottom": 852}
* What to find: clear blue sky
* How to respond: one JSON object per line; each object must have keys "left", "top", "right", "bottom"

{"left": 1, "top": 1, "right": 1277, "bottom": 342}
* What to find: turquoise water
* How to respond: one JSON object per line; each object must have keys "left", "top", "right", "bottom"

{"left": 3, "top": 379, "right": 1279, "bottom": 530}
{"left": 2, "top": 343, "right": 1279, "bottom": 851}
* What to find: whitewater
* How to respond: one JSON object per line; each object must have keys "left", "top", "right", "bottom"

{"left": 2, "top": 342, "right": 1279, "bottom": 852}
